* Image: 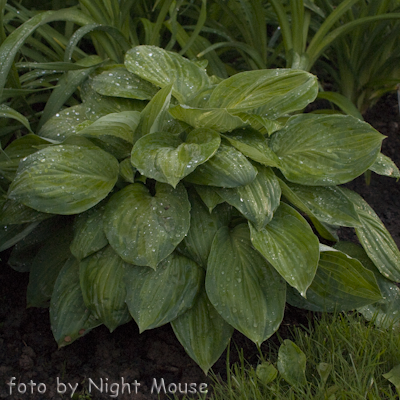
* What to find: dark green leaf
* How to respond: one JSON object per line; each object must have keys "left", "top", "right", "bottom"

{"left": 277, "top": 340, "right": 307, "bottom": 387}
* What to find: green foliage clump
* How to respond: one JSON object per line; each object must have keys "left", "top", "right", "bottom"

{"left": 1, "top": 45, "right": 400, "bottom": 374}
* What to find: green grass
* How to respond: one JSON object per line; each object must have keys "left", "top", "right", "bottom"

{"left": 178, "top": 312, "right": 400, "bottom": 400}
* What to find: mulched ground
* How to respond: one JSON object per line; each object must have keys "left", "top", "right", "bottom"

{"left": 0, "top": 94, "right": 399, "bottom": 400}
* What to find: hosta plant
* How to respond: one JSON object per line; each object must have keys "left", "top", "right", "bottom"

{"left": 2, "top": 45, "right": 400, "bottom": 374}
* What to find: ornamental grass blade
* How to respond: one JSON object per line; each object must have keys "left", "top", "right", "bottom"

{"left": 270, "top": 114, "right": 385, "bottom": 185}
{"left": 103, "top": 182, "right": 190, "bottom": 268}
{"left": 27, "top": 225, "right": 73, "bottom": 308}
{"left": 286, "top": 245, "right": 382, "bottom": 312}
{"left": 250, "top": 203, "right": 319, "bottom": 297}
{"left": 206, "top": 224, "right": 286, "bottom": 345}
{"left": 125, "top": 45, "right": 211, "bottom": 104}
{"left": 50, "top": 257, "right": 101, "bottom": 348}
{"left": 131, "top": 128, "right": 220, "bottom": 187}
{"left": 277, "top": 340, "right": 307, "bottom": 388}
{"left": 91, "top": 67, "right": 159, "bottom": 100}
{"left": 8, "top": 145, "right": 119, "bottom": 215}
{"left": 70, "top": 204, "right": 108, "bottom": 261}
{"left": 215, "top": 165, "right": 281, "bottom": 230}
{"left": 0, "top": 104, "right": 32, "bottom": 132}
{"left": 222, "top": 127, "right": 280, "bottom": 167}
{"left": 208, "top": 69, "right": 318, "bottom": 118}
{"left": 79, "top": 246, "right": 131, "bottom": 332}
{"left": 335, "top": 241, "right": 400, "bottom": 329}
{"left": 171, "top": 290, "right": 234, "bottom": 375}
{"left": 184, "top": 144, "right": 257, "bottom": 188}
{"left": 125, "top": 253, "right": 204, "bottom": 332}
{"left": 342, "top": 188, "right": 400, "bottom": 282}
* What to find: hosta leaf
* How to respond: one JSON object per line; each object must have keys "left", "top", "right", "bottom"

{"left": 171, "top": 290, "right": 234, "bottom": 375}
{"left": 335, "top": 241, "right": 400, "bottom": 329}
{"left": 131, "top": 128, "right": 220, "bottom": 188}
{"left": 79, "top": 246, "right": 131, "bottom": 332}
{"left": 50, "top": 257, "right": 101, "bottom": 348}
{"left": 208, "top": 69, "right": 318, "bottom": 118}
{"left": 27, "top": 225, "right": 73, "bottom": 308}
{"left": 278, "top": 177, "right": 339, "bottom": 242}
{"left": 222, "top": 127, "right": 280, "bottom": 167}
{"left": 383, "top": 364, "right": 400, "bottom": 391}
{"left": 0, "top": 222, "right": 40, "bottom": 252}
{"left": 286, "top": 245, "right": 382, "bottom": 312}
{"left": 270, "top": 114, "right": 385, "bottom": 185}
{"left": 369, "top": 152, "right": 400, "bottom": 178}
{"left": 256, "top": 363, "right": 278, "bottom": 384}
{"left": 215, "top": 165, "right": 281, "bottom": 230}
{"left": 194, "top": 185, "right": 224, "bottom": 212}
{"left": 342, "top": 188, "right": 400, "bottom": 282}
{"left": 125, "top": 45, "right": 211, "bottom": 104}
{"left": 103, "top": 182, "right": 190, "bottom": 268}
{"left": 184, "top": 144, "right": 257, "bottom": 188}
{"left": 119, "top": 158, "right": 136, "bottom": 183}
{"left": 38, "top": 105, "right": 89, "bottom": 142}
{"left": 77, "top": 111, "right": 140, "bottom": 159}
{"left": 206, "top": 224, "right": 286, "bottom": 345}
{"left": 70, "top": 204, "right": 108, "bottom": 260}
{"left": 8, "top": 145, "right": 119, "bottom": 215}
{"left": 233, "top": 113, "right": 282, "bottom": 136}
{"left": 178, "top": 192, "right": 224, "bottom": 268}
{"left": 0, "top": 104, "right": 32, "bottom": 132}
{"left": 125, "top": 252, "right": 203, "bottom": 332}
{"left": 169, "top": 105, "right": 245, "bottom": 132}
{"left": 282, "top": 182, "right": 361, "bottom": 228}
{"left": 0, "top": 134, "right": 51, "bottom": 181}
{"left": 135, "top": 84, "right": 174, "bottom": 137}
{"left": 277, "top": 340, "right": 307, "bottom": 387}
{"left": 250, "top": 203, "right": 319, "bottom": 296}
{"left": 0, "top": 199, "right": 52, "bottom": 224}
{"left": 91, "top": 67, "right": 159, "bottom": 100}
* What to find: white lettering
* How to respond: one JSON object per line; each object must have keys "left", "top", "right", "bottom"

{"left": 57, "top": 377, "right": 66, "bottom": 394}
{"left": 7, "top": 377, "right": 16, "bottom": 394}
{"left": 88, "top": 377, "right": 103, "bottom": 393}
{"left": 68, "top": 382, "right": 78, "bottom": 397}
{"left": 151, "top": 378, "right": 166, "bottom": 394}
{"left": 37, "top": 383, "right": 46, "bottom": 394}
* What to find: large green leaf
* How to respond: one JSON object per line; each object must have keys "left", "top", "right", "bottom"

{"left": 250, "top": 202, "right": 319, "bottom": 297}
{"left": 103, "top": 182, "right": 190, "bottom": 268}
{"left": 131, "top": 128, "right": 220, "bottom": 188}
{"left": 50, "top": 257, "right": 101, "bottom": 348}
{"left": 124, "top": 45, "right": 211, "bottom": 104}
{"left": 0, "top": 134, "right": 51, "bottom": 181}
{"left": 270, "top": 114, "right": 385, "bottom": 185}
{"left": 125, "top": 252, "right": 203, "bottom": 332}
{"left": 27, "top": 225, "right": 73, "bottom": 308}
{"left": 334, "top": 241, "right": 400, "bottom": 329}
{"left": 222, "top": 127, "right": 280, "bottom": 167}
{"left": 91, "top": 67, "right": 159, "bottom": 100}
{"left": 70, "top": 204, "right": 108, "bottom": 260}
{"left": 215, "top": 165, "right": 281, "bottom": 230}
{"left": 171, "top": 290, "right": 234, "bottom": 374}
{"left": 77, "top": 111, "right": 140, "bottom": 159}
{"left": 169, "top": 105, "right": 245, "bottom": 132}
{"left": 8, "top": 145, "right": 119, "bottom": 215}
{"left": 277, "top": 340, "right": 307, "bottom": 387}
{"left": 79, "top": 246, "right": 131, "bottom": 332}
{"left": 178, "top": 192, "right": 224, "bottom": 268}
{"left": 282, "top": 182, "right": 361, "bottom": 228}
{"left": 286, "top": 245, "right": 382, "bottom": 312}
{"left": 208, "top": 69, "right": 318, "bottom": 118}
{"left": 206, "top": 224, "right": 286, "bottom": 345}
{"left": 0, "top": 199, "right": 52, "bottom": 225}
{"left": 194, "top": 185, "right": 224, "bottom": 212}
{"left": 184, "top": 144, "right": 257, "bottom": 188}
{"left": 342, "top": 188, "right": 400, "bottom": 282}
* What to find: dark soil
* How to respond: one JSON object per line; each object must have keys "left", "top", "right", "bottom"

{"left": 0, "top": 94, "right": 399, "bottom": 400}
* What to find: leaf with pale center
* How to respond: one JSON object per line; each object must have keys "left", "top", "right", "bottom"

{"left": 131, "top": 128, "right": 220, "bottom": 187}
{"left": 215, "top": 165, "right": 281, "bottom": 230}
{"left": 125, "top": 252, "right": 203, "bottom": 332}
{"left": 79, "top": 246, "right": 131, "bottom": 332}
{"left": 103, "top": 182, "right": 190, "bottom": 268}
{"left": 206, "top": 224, "right": 286, "bottom": 345}
{"left": 8, "top": 145, "right": 119, "bottom": 215}
{"left": 270, "top": 114, "right": 385, "bottom": 185}
{"left": 250, "top": 202, "right": 319, "bottom": 297}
